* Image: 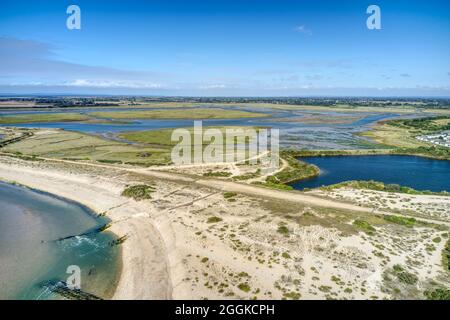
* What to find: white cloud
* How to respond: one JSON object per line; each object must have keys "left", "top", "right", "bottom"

{"left": 66, "top": 79, "right": 162, "bottom": 88}
{"left": 294, "top": 25, "right": 312, "bottom": 35}
{"left": 198, "top": 84, "right": 227, "bottom": 90}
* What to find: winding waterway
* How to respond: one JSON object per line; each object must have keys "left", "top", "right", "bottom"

{"left": 0, "top": 106, "right": 404, "bottom": 149}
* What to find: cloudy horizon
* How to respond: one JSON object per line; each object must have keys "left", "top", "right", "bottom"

{"left": 1, "top": 0, "right": 449, "bottom": 97}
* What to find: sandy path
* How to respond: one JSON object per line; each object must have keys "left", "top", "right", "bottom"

{"left": 4, "top": 153, "right": 448, "bottom": 227}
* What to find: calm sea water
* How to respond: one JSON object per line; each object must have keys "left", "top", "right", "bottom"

{"left": 0, "top": 182, "right": 121, "bottom": 300}
{"left": 290, "top": 155, "right": 450, "bottom": 192}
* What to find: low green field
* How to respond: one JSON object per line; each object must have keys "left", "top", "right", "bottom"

{"left": 360, "top": 116, "right": 450, "bottom": 160}
{"left": 120, "top": 126, "right": 261, "bottom": 147}
{"left": 120, "top": 129, "right": 176, "bottom": 146}
{"left": 2, "top": 126, "right": 266, "bottom": 166}
{"left": 89, "top": 108, "right": 268, "bottom": 120}
{"left": 2, "top": 130, "right": 172, "bottom": 165}
{"left": 360, "top": 124, "right": 427, "bottom": 149}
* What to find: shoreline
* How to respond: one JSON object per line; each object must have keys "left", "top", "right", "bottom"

{"left": 0, "top": 180, "right": 121, "bottom": 300}
{"left": 0, "top": 180, "right": 123, "bottom": 299}
{"left": 287, "top": 148, "right": 450, "bottom": 161}
{"left": 0, "top": 159, "right": 173, "bottom": 299}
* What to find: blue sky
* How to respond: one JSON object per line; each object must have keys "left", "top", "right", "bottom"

{"left": 0, "top": 0, "right": 449, "bottom": 96}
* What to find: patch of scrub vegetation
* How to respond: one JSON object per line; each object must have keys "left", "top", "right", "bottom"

{"left": 233, "top": 169, "right": 261, "bottom": 181}
{"left": 283, "top": 291, "right": 301, "bottom": 300}
{"left": 321, "top": 180, "right": 449, "bottom": 196}
{"left": 259, "top": 196, "right": 386, "bottom": 237}
{"left": 424, "top": 288, "right": 450, "bottom": 300}
{"left": 203, "top": 170, "right": 232, "bottom": 177}
{"left": 266, "top": 151, "right": 319, "bottom": 185}
{"left": 121, "top": 184, "right": 156, "bottom": 200}
{"left": 383, "top": 215, "right": 416, "bottom": 227}
{"left": 97, "top": 159, "right": 123, "bottom": 164}
{"left": 207, "top": 216, "right": 223, "bottom": 223}
{"left": 237, "top": 283, "right": 251, "bottom": 293}
{"left": 353, "top": 219, "right": 376, "bottom": 235}
{"left": 389, "top": 264, "right": 418, "bottom": 285}
{"left": 253, "top": 181, "right": 294, "bottom": 191}
{"left": 443, "top": 239, "right": 450, "bottom": 273}
{"left": 396, "top": 271, "right": 418, "bottom": 285}
{"left": 223, "top": 192, "right": 237, "bottom": 199}
{"left": 382, "top": 263, "right": 431, "bottom": 299}
{"left": 277, "top": 225, "right": 290, "bottom": 236}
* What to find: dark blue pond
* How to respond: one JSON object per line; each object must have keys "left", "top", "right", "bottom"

{"left": 290, "top": 155, "right": 450, "bottom": 192}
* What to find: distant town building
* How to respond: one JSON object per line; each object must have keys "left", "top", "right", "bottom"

{"left": 417, "top": 131, "right": 450, "bottom": 148}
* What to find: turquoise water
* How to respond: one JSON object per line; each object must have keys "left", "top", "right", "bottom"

{"left": 0, "top": 181, "right": 121, "bottom": 300}
{"left": 290, "top": 155, "right": 450, "bottom": 192}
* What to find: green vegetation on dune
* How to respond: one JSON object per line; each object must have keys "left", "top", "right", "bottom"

{"left": 266, "top": 151, "right": 319, "bottom": 185}
{"left": 382, "top": 215, "right": 416, "bottom": 227}
{"left": 320, "top": 180, "right": 449, "bottom": 196}
{"left": 122, "top": 185, "right": 156, "bottom": 201}
{"left": 0, "top": 113, "right": 90, "bottom": 124}
{"left": 253, "top": 151, "right": 319, "bottom": 190}
{"left": 253, "top": 181, "right": 294, "bottom": 191}
{"left": 443, "top": 239, "right": 450, "bottom": 274}
{"left": 223, "top": 192, "right": 237, "bottom": 199}
{"left": 89, "top": 108, "right": 267, "bottom": 120}
{"left": 353, "top": 219, "right": 376, "bottom": 235}
{"left": 203, "top": 171, "right": 232, "bottom": 177}
{"left": 424, "top": 288, "right": 450, "bottom": 300}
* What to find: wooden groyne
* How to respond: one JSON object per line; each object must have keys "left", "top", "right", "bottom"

{"left": 41, "top": 281, "right": 103, "bottom": 300}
